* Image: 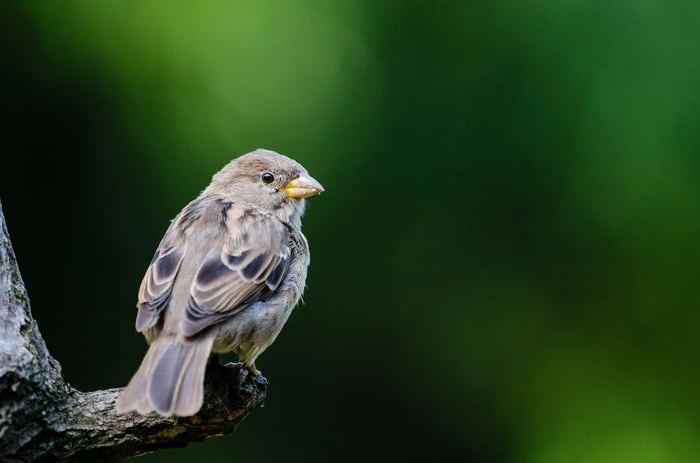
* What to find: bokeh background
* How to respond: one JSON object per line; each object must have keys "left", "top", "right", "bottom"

{"left": 2, "top": 1, "right": 700, "bottom": 462}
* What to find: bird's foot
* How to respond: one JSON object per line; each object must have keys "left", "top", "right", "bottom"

{"left": 236, "top": 364, "right": 262, "bottom": 389}
{"left": 248, "top": 363, "right": 261, "bottom": 376}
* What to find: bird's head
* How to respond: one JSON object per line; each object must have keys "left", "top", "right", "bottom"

{"left": 208, "top": 149, "right": 324, "bottom": 223}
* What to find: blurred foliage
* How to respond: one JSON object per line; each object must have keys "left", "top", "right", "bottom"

{"left": 2, "top": 1, "right": 700, "bottom": 462}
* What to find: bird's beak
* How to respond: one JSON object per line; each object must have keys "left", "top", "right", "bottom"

{"left": 283, "top": 174, "right": 325, "bottom": 199}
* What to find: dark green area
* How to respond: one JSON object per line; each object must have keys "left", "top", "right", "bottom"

{"left": 2, "top": 1, "right": 700, "bottom": 462}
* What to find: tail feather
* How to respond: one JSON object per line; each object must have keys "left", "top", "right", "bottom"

{"left": 175, "top": 345, "right": 209, "bottom": 416}
{"left": 116, "top": 335, "right": 214, "bottom": 417}
{"left": 116, "top": 341, "right": 164, "bottom": 415}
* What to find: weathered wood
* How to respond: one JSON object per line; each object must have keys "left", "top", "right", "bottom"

{"left": 0, "top": 200, "right": 267, "bottom": 462}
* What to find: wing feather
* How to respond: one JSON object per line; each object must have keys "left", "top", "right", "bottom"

{"left": 136, "top": 242, "right": 188, "bottom": 332}
{"left": 182, "top": 208, "right": 291, "bottom": 337}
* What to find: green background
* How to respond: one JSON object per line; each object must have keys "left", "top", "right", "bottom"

{"left": 2, "top": 1, "right": 700, "bottom": 462}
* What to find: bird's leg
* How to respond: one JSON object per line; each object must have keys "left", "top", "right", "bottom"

{"left": 248, "top": 362, "right": 261, "bottom": 376}
{"left": 236, "top": 362, "right": 263, "bottom": 389}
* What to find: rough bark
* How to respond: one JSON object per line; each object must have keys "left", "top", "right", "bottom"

{"left": 0, "top": 200, "right": 267, "bottom": 462}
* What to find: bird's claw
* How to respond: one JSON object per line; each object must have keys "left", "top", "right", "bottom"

{"left": 236, "top": 365, "right": 263, "bottom": 389}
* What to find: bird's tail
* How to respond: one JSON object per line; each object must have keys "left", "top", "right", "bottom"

{"left": 116, "top": 334, "right": 215, "bottom": 417}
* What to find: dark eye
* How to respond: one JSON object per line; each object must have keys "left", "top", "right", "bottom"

{"left": 261, "top": 172, "right": 275, "bottom": 184}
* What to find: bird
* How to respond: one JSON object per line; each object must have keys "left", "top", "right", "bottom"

{"left": 115, "top": 149, "right": 324, "bottom": 417}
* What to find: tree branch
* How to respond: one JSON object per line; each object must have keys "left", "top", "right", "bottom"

{"left": 0, "top": 200, "right": 267, "bottom": 462}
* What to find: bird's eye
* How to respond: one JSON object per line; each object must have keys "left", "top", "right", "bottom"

{"left": 261, "top": 172, "right": 275, "bottom": 184}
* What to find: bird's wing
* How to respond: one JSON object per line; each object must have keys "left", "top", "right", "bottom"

{"left": 135, "top": 196, "right": 218, "bottom": 333}
{"left": 135, "top": 227, "right": 188, "bottom": 332}
{"left": 182, "top": 205, "right": 291, "bottom": 337}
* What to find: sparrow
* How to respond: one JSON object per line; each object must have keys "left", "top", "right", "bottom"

{"left": 116, "top": 149, "right": 323, "bottom": 417}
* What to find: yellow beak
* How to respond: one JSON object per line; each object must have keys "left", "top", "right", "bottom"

{"left": 283, "top": 174, "right": 325, "bottom": 199}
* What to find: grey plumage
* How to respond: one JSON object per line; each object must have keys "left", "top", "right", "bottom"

{"left": 116, "top": 149, "right": 323, "bottom": 417}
